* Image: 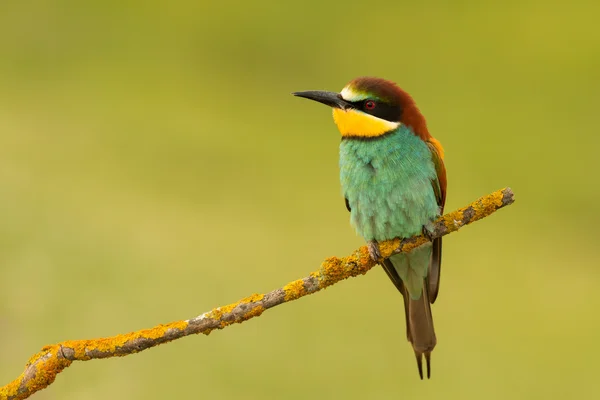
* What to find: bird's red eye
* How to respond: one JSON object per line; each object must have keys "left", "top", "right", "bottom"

{"left": 365, "top": 100, "right": 376, "bottom": 110}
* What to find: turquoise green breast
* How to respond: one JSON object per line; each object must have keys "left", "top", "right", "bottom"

{"left": 339, "top": 125, "right": 438, "bottom": 242}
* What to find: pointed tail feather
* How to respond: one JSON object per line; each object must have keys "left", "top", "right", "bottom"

{"left": 381, "top": 258, "right": 437, "bottom": 379}
{"left": 405, "top": 281, "right": 436, "bottom": 379}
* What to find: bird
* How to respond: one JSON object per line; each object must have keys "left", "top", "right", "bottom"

{"left": 293, "top": 77, "right": 446, "bottom": 379}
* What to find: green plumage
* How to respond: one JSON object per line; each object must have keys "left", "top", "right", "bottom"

{"left": 339, "top": 125, "right": 438, "bottom": 298}
{"left": 293, "top": 77, "right": 445, "bottom": 379}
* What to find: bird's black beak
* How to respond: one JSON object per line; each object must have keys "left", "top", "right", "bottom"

{"left": 292, "top": 90, "right": 352, "bottom": 110}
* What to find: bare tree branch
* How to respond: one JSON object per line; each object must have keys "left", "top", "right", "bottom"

{"left": 0, "top": 187, "right": 515, "bottom": 400}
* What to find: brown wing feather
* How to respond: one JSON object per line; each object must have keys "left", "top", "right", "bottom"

{"left": 426, "top": 139, "right": 447, "bottom": 304}
{"left": 382, "top": 259, "right": 411, "bottom": 341}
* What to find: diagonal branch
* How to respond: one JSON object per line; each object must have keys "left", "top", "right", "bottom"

{"left": 0, "top": 187, "right": 515, "bottom": 400}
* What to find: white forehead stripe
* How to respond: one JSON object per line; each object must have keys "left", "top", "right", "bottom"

{"left": 340, "top": 86, "right": 370, "bottom": 102}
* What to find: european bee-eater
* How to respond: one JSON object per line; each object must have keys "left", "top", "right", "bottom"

{"left": 293, "top": 77, "right": 447, "bottom": 379}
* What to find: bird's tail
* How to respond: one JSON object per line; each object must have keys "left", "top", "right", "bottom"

{"left": 402, "top": 281, "right": 436, "bottom": 379}
{"left": 382, "top": 250, "right": 437, "bottom": 379}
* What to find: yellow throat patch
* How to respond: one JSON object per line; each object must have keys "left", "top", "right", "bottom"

{"left": 332, "top": 108, "right": 400, "bottom": 138}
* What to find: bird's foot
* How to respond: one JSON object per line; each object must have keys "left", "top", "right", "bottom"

{"left": 367, "top": 240, "right": 382, "bottom": 262}
{"left": 422, "top": 223, "right": 435, "bottom": 242}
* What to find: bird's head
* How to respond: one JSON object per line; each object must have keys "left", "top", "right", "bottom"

{"left": 294, "top": 76, "right": 430, "bottom": 140}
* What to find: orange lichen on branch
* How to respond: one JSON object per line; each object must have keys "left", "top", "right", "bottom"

{"left": 474, "top": 187, "right": 504, "bottom": 213}
{"left": 0, "top": 346, "right": 72, "bottom": 400}
{"left": 313, "top": 256, "right": 343, "bottom": 286}
{"left": 0, "top": 187, "right": 514, "bottom": 400}
{"left": 59, "top": 320, "right": 190, "bottom": 359}
{"left": 23, "top": 350, "right": 71, "bottom": 393}
{"left": 242, "top": 293, "right": 265, "bottom": 303}
{"left": 245, "top": 305, "right": 265, "bottom": 319}
{"left": 377, "top": 238, "right": 402, "bottom": 258}
{"left": 437, "top": 186, "right": 509, "bottom": 237}
{"left": 310, "top": 247, "right": 377, "bottom": 290}
{"left": 204, "top": 293, "right": 266, "bottom": 329}
{"left": 207, "top": 303, "right": 237, "bottom": 321}
{"left": 441, "top": 211, "right": 462, "bottom": 231}
{"left": 139, "top": 321, "right": 189, "bottom": 340}
{"left": 206, "top": 293, "right": 265, "bottom": 320}
{"left": 284, "top": 279, "right": 307, "bottom": 301}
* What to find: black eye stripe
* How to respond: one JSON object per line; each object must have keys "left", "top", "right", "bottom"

{"left": 349, "top": 100, "right": 402, "bottom": 122}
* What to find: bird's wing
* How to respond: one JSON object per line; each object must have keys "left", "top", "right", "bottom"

{"left": 345, "top": 197, "right": 351, "bottom": 212}
{"left": 426, "top": 138, "right": 447, "bottom": 304}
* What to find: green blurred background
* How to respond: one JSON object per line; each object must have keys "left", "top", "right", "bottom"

{"left": 1, "top": 0, "right": 599, "bottom": 398}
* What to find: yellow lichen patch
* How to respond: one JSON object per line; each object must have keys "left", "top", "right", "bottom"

{"left": 0, "top": 375, "right": 24, "bottom": 400}
{"left": 346, "top": 248, "right": 374, "bottom": 275}
{"left": 0, "top": 346, "right": 73, "bottom": 400}
{"left": 29, "top": 348, "right": 53, "bottom": 365}
{"left": 283, "top": 279, "right": 306, "bottom": 301}
{"left": 476, "top": 189, "right": 504, "bottom": 213}
{"left": 310, "top": 251, "right": 377, "bottom": 288}
{"left": 397, "top": 237, "right": 428, "bottom": 254}
{"left": 240, "top": 293, "right": 264, "bottom": 304}
{"left": 442, "top": 209, "right": 463, "bottom": 233}
{"left": 57, "top": 320, "right": 190, "bottom": 360}
{"left": 59, "top": 340, "right": 92, "bottom": 360}
{"left": 62, "top": 338, "right": 115, "bottom": 358}
{"left": 377, "top": 238, "right": 401, "bottom": 258}
{"left": 135, "top": 320, "right": 189, "bottom": 340}
{"left": 24, "top": 355, "right": 71, "bottom": 395}
{"left": 207, "top": 303, "right": 237, "bottom": 321}
{"left": 356, "top": 247, "right": 372, "bottom": 269}
{"left": 230, "top": 305, "right": 264, "bottom": 325}
{"left": 345, "top": 253, "right": 361, "bottom": 270}
{"left": 244, "top": 305, "right": 264, "bottom": 319}
{"left": 88, "top": 338, "right": 119, "bottom": 355}
{"left": 316, "top": 257, "right": 346, "bottom": 287}
{"left": 217, "top": 305, "right": 265, "bottom": 329}
{"left": 206, "top": 293, "right": 264, "bottom": 321}
{"left": 219, "top": 320, "right": 232, "bottom": 329}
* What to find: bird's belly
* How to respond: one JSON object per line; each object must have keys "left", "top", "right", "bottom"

{"left": 347, "top": 173, "right": 438, "bottom": 241}
{"left": 341, "top": 148, "right": 438, "bottom": 300}
{"left": 339, "top": 134, "right": 439, "bottom": 242}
